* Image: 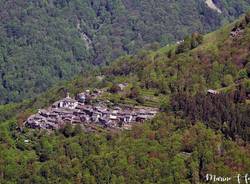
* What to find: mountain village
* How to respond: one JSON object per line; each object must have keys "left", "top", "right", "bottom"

{"left": 25, "top": 88, "right": 158, "bottom": 131}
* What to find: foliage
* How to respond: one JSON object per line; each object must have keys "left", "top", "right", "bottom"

{"left": 171, "top": 87, "right": 249, "bottom": 141}
{"left": 1, "top": 0, "right": 250, "bottom": 104}
{"left": 176, "top": 33, "right": 203, "bottom": 54}
{"left": 0, "top": 114, "right": 250, "bottom": 183}
{"left": 0, "top": 11, "right": 250, "bottom": 184}
{"left": 108, "top": 83, "right": 121, "bottom": 94}
{"left": 245, "top": 11, "right": 250, "bottom": 24}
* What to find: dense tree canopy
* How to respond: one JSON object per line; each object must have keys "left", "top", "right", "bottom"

{"left": 1, "top": 0, "right": 250, "bottom": 104}
{"left": 0, "top": 114, "right": 250, "bottom": 183}
{"left": 0, "top": 8, "right": 250, "bottom": 184}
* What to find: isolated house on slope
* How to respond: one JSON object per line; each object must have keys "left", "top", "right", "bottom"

{"left": 207, "top": 89, "right": 219, "bottom": 95}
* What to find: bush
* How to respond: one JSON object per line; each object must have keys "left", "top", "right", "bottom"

{"left": 109, "top": 83, "right": 121, "bottom": 93}
{"left": 238, "top": 69, "right": 248, "bottom": 79}
{"left": 222, "top": 74, "right": 234, "bottom": 87}
{"left": 128, "top": 85, "right": 140, "bottom": 99}
{"left": 244, "top": 80, "right": 250, "bottom": 93}
{"left": 61, "top": 123, "right": 74, "bottom": 137}
{"left": 246, "top": 62, "right": 250, "bottom": 76}
{"left": 136, "top": 96, "right": 145, "bottom": 104}
{"left": 245, "top": 11, "right": 250, "bottom": 24}
{"left": 160, "top": 97, "right": 170, "bottom": 112}
{"left": 176, "top": 33, "right": 203, "bottom": 54}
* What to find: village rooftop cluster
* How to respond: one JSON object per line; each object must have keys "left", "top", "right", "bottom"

{"left": 25, "top": 89, "right": 158, "bottom": 131}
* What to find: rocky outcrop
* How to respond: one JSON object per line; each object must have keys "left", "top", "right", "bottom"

{"left": 205, "top": 0, "right": 222, "bottom": 14}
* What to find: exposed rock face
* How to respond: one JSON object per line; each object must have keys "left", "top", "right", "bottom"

{"left": 205, "top": 0, "right": 222, "bottom": 14}
{"left": 76, "top": 19, "right": 92, "bottom": 50}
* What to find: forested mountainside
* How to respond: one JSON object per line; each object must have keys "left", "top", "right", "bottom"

{"left": 0, "top": 14, "right": 250, "bottom": 184}
{"left": 1, "top": 0, "right": 250, "bottom": 104}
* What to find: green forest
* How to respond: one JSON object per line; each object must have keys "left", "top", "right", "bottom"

{"left": 2, "top": 115, "right": 250, "bottom": 184}
{"left": 0, "top": 12, "right": 250, "bottom": 183}
{"left": 1, "top": 0, "right": 250, "bottom": 104}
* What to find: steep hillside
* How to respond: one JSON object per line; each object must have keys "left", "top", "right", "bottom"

{"left": 0, "top": 13, "right": 250, "bottom": 184}
{"left": 1, "top": 0, "right": 250, "bottom": 104}
{"left": 1, "top": 13, "right": 250, "bottom": 137}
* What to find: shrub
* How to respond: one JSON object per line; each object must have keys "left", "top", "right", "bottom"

{"left": 238, "top": 69, "right": 248, "bottom": 79}
{"left": 136, "top": 96, "right": 145, "bottom": 104}
{"left": 109, "top": 83, "right": 121, "bottom": 93}
{"left": 222, "top": 74, "right": 234, "bottom": 87}
{"left": 128, "top": 85, "right": 140, "bottom": 99}
{"left": 245, "top": 11, "right": 250, "bottom": 24}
